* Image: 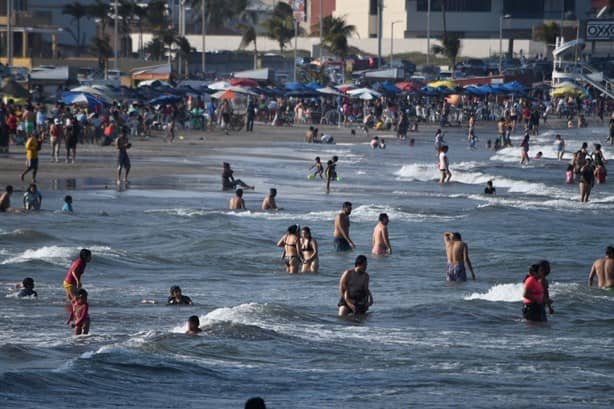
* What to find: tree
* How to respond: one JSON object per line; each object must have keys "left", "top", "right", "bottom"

{"left": 262, "top": 2, "right": 296, "bottom": 54}
{"left": 175, "top": 36, "right": 195, "bottom": 77}
{"left": 533, "top": 21, "right": 560, "bottom": 56}
{"left": 430, "top": 0, "right": 461, "bottom": 69}
{"left": 89, "top": 35, "right": 113, "bottom": 72}
{"left": 239, "top": 11, "right": 259, "bottom": 69}
{"left": 144, "top": 38, "right": 165, "bottom": 61}
{"left": 189, "top": 0, "right": 248, "bottom": 32}
{"left": 62, "top": 1, "right": 88, "bottom": 55}
{"left": 86, "top": 0, "right": 110, "bottom": 37}
{"left": 321, "top": 15, "right": 356, "bottom": 80}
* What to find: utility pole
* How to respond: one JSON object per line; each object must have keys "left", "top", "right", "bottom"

{"left": 7, "top": 0, "right": 12, "bottom": 67}
{"left": 206, "top": 0, "right": 207, "bottom": 75}
{"left": 293, "top": 18, "right": 298, "bottom": 82}
{"left": 377, "top": 0, "right": 383, "bottom": 67}
{"left": 426, "top": 0, "right": 431, "bottom": 66}
{"left": 319, "top": 0, "right": 323, "bottom": 59}
{"left": 114, "top": 0, "right": 119, "bottom": 71}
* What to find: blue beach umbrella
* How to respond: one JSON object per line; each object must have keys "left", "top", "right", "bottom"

{"left": 61, "top": 92, "right": 106, "bottom": 107}
{"left": 305, "top": 81, "right": 323, "bottom": 90}
{"left": 148, "top": 94, "right": 183, "bottom": 105}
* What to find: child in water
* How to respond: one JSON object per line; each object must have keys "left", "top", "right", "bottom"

{"left": 309, "top": 157, "right": 323, "bottom": 179}
{"left": 62, "top": 195, "right": 73, "bottom": 212}
{"left": 17, "top": 277, "right": 37, "bottom": 297}
{"left": 67, "top": 288, "right": 90, "bottom": 335}
{"left": 566, "top": 164, "right": 574, "bottom": 184}
{"left": 186, "top": 315, "right": 202, "bottom": 335}
{"left": 167, "top": 286, "right": 193, "bottom": 305}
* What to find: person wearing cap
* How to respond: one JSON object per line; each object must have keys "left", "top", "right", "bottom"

{"left": 49, "top": 118, "right": 63, "bottom": 162}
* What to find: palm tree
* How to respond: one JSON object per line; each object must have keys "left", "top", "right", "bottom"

{"left": 239, "top": 11, "right": 259, "bottom": 69}
{"left": 144, "top": 38, "right": 165, "bottom": 61}
{"left": 533, "top": 21, "right": 560, "bottom": 56}
{"left": 262, "top": 2, "right": 296, "bottom": 54}
{"left": 62, "top": 1, "right": 88, "bottom": 55}
{"left": 321, "top": 15, "right": 356, "bottom": 81}
{"left": 89, "top": 35, "right": 113, "bottom": 72}
{"left": 175, "top": 36, "right": 195, "bottom": 77}
{"left": 189, "top": 0, "right": 248, "bottom": 32}
{"left": 86, "top": 0, "right": 110, "bottom": 38}
{"left": 430, "top": 0, "right": 461, "bottom": 69}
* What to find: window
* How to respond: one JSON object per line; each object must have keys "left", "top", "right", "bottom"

{"left": 417, "top": 0, "right": 491, "bottom": 12}
{"left": 370, "top": 0, "right": 378, "bottom": 16}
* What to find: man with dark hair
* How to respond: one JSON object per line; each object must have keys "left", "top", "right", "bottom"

{"left": 229, "top": 188, "right": 246, "bottom": 210}
{"left": 262, "top": 188, "right": 281, "bottom": 210}
{"left": 372, "top": 213, "right": 391, "bottom": 256}
{"left": 333, "top": 201, "right": 355, "bottom": 251}
{"left": 443, "top": 231, "right": 475, "bottom": 281}
{"left": 245, "top": 397, "right": 266, "bottom": 409}
{"left": 338, "top": 255, "right": 373, "bottom": 316}
{"left": 0, "top": 185, "right": 14, "bottom": 212}
{"left": 589, "top": 246, "right": 614, "bottom": 289}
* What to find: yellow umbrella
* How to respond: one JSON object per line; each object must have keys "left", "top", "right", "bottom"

{"left": 551, "top": 86, "right": 586, "bottom": 97}
{"left": 428, "top": 80, "right": 457, "bottom": 88}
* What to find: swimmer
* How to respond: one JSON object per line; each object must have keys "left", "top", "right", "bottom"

{"left": 23, "top": 183, "right": 42, "bottom": 211}
{"left": 229, "top": 189, "right": 246, "bottom": 210}
{"left": 484, "top": 180, "right": 496, "bottom": 195}
{"left": 262, "top": 188, "right": 282, "bottom": 210}
{"left": 309, "top": 157, "right": 323, "bottom": 179}
{"left": 299, "top": 226, "right": 319, "bottom": 273}
{"left": 565, "top": 164, "right": 574, "bottom": 184}
{"left": 63, "top": 249, "right": 92, "bottom": 301}
{"left": 62, "top": 195, "right": 73, "bottom": 212}
{"left": 370, "top": 136, "right": 380, "bottom": 149}
{"left": 534, "top": 151, "right": 543, "bottom": 160}
{"left": 522, "top": 264, "right": 546, "bottom": 322}
{"left": 277, "top": 224, "right": 300, "bottom": 274}
{"left": 443, "top": 232, "right": 475, "bottom": 281}
{"left": 371, "top": 213, "right": 391, "bottom": 256}
{"left": 337, "top": 255, "right": 373, "bottom": 317}
{"left": 167, "top": 286, "right": 193, "bottom": 305}
{"left": 588, "top": 246, "right": 614, "bottom": 289}
{"left": 186, "top": 315, "right": 202, "bottom": 335}
{"left": 333, "top": 202, "right": 355, "bottom": 251}
{"left": 67, "top": 288, "right": 90, "bottom": 335}
{"left": 17, "top": 277, "right": 37, "bottom": 297}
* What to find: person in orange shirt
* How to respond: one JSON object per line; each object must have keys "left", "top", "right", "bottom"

{"left": 20, "top": 133, "right": 41, "bottom": 182}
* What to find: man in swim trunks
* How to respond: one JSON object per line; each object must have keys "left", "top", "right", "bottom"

{"left": 262, "top": 188, "right": 281, "bottom": 210}
{"left": 116, "top": 129, "right": 131, "bottom": 183}
{"left": 443, "top": 231, "right": 475, "bottom": 281}
{"left": 63, "top": 249, "right": 92, "bottom": 301}
{"left": 229, "top": 188, "right": 246, "bottom": 209}
{"left": 588, "top": 246, "right": 614, "bottom": 289}
{"left": 338, "top": 255, "right": 373, "bottom": 316}
{"left": 333, "top": 202, "right": 355, "bottom": 251}
{"left": 0, "top": 185, "right": 14, "bottom": 212}
{"left": 371, "top": 213, "right": 391, "bottom": 256}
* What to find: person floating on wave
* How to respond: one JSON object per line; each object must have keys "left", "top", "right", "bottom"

{"left": 62, "top": 195, "right": 73, "bottom": 213}
{"left": 63, "top": 249, "right": 92, "bottom": 301}
{"left": 334, "top": 202, "right": 355, "bottom": 252}
{"left": 222, "top": 162, "right": 254, "bottom": 191}
{"left": 262, "top": 188, "right": 281, "bottom": 211}
{"left": 299, "top": 226, "right": 319, "bottom": 273}
{"left": 17, "top": 277, "right": 37, "bottom": 298}
{"left": 371, "top": 213, "right": 391, "bottom": 256}
{"left": 443, "top": 232, "right": 475, "bottom": 281}
{"left": 167, "top": 286, "right": 193, "bottom": 305}
{"left": 522, "top": 264, "right": 546, "bottom": 322}
{"left": 588, "top": 246, "right": 614, "bottom": 289}
{"left": 484, "top": 180, "right": 496, "bottom": 195}
{"left": 67, "top": 288, "right": 90, "bottom": 335}
{"left": 337, "top": 255, "right": 373, "bottom": 317}
{"left": 185, "top": 315, "right": 202, "bottom": 335}
{"left": 229, "top": 188, "right": 246, "bottom": 210}
{"left": 277, "top": 224, "right": 300, "bottom": 274}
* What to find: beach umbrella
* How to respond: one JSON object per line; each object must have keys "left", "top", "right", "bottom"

{"left": 347, "top": 88, "right": 382, "bottom": 98}
{"left": 336, "top": 84, "right": 355, "bottom": 93}
{"left": 316, "top": 86, "right": 344, "bottom": 96}
{"left": 357, "top": 92, "right": 374, "bottom": 100}
{"left": 305, "top": 81, "right": 323, "bottom": 90}
{"left": 208, "top": 81, "right": 231, "bottom": 90}
{"left": 220, "top": 89, "right": 237, "bottom": 100}
{"left": 70, "top": 86, "right": 112, "bottom": 103}
{"left": 147, "top": 94, "right": 182, "bottom": 105}
{"left": 137, "top": 79, "right": 171, "bottom": 88}
{"left": 551, "top": 86, "right": 587, "bottom": 97}
{"left": 428, "top": 80, "right": 457, "bottom": 88}
{"left": 285, "top": 82, "right": 307, "bottom": 91}
{"left": 228, "top": 85, "right": 259, "bottom": 96}
{"left": 501, "top": 81, "right": 525, "bottom": 94}
{"left": 463, "top": 85, "right": 488, "bottom": 96}
{"left": 1, "top": 79, "right": 30, "bottom": 99}
{"left": 395, "top": 81, "right": 421, "bottom": 92}
{"left": 420, "top": 86, "right": 442, "bottom": 96}
{"left": 61, "top": 92, "right": 106, "bottom": 107}
{"left": 229, "top": 78, "right": 258, "bottom": 87}
{"left": 285, "top": 89, "right": 320, "bottom": 98}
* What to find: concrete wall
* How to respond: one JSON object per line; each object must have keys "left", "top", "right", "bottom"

{"left": 134, "top": 33, "right": 546, "bottom": 60}
{"left": 333, "top": 0, "right": 371, "bottom": 38}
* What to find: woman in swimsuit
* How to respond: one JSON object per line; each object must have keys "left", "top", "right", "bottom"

{"left": 277, "top": 224, "right": 300, "bottom": 274}
{"left": 299, "top": 227, "right": 319, "bottom": 273}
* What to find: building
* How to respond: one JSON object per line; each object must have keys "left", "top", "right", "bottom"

{"left": 333, "top": 0, "right": 406, "bottom": 40}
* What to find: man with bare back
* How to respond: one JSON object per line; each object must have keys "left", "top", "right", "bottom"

{"left": 443, "top": 231, "right": 475, "bottom": 281}
{"left": 333, "top": 201, "right": 355, "bottom": 251}
{"left": 338, "top": 255, "right": 373, "bottom": 316}
{"left": 588, "top": 246, "right": 614, "bottom": 289}
{"left": 371, "top": 213, "right": 391, "bottom": 256}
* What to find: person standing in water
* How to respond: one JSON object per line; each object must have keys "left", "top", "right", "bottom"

{"left": 262, "top": 188, "right": 281, "bottom": 210}
{"left": 443, "top": 232, "right": 475, "bottom": 281}
{"left": 579, "top": 158, "right": 595, "bottom": 202}
{"left": 333, "top": 202, "right": 355, "bottom": 251}
{"left": 67, "top": 288, "right": 90, "bottom": 335}
{"left": 438, "top": 146, "right": 452, "bottom": 184}
{"left": 522, "top": 264, "right": 546, "bottom": 322}
{"left": 520, "top": 133, "right": 530, "bottom": 165}
{"left": 229, "top": 188, "right": 246, "bottom": 209}
{"left": 371, "top": 213, "right": 391, "bottom": 256}
{"left": 63, "top": 249, "right": 92, "bottom": 301}
{"left": 116, "top": 128, "right": 132, "bottom": 184}
{"left": 299, "top": 226, "right": 319, "bottom": 273}
{"left": 337, "top": 255, "right": 373, "bottom": 317}
{"left": 588, "top": 246, "right": 614, "bottom": 289}
{"left": 277, "top": 224, "right": 300, "bottom": 274}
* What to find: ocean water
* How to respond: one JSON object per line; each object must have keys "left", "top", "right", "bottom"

{"left": 2, "top": 125, "right": 614, "bottom": 408}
